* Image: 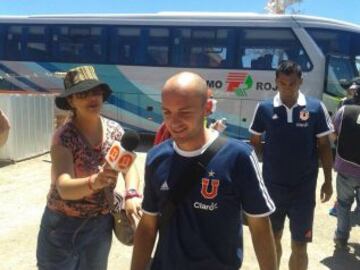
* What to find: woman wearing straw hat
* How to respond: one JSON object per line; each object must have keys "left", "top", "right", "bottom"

{"left": 36, "top": 66, "right": 141, "bottom": 270}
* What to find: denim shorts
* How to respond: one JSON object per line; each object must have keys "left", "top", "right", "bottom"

{"left": 36, "top": 207, "right": 113, "bottom": 270}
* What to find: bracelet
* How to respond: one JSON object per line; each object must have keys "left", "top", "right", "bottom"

{"left": 125, "top": 188, "right": 142, "bottom": 200}
{"left": 88, "top": 175, "right": 97, "bottom": 192}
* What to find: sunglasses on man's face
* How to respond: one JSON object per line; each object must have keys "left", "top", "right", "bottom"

{"left": 74, "top": 88, "right": 104, "bottom": 99}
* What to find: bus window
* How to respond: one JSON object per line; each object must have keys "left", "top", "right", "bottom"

{"left": 356, "top": 56, "right": 360, "bottom": 74}
{"left": 25, "top": 26, "right": 51, "bottom": 61}
{"left": 307, "top": 29, "right": 360, "bottom": 97}
{"left": 326, "top": 55, "right": 355, "bottom": 97}
{"left": 174, "top": 28, "right": 231, "bottom": 68}
{"left": 112, "top": 27, "right": 141, "bottom": 65}
{"left": 237, "top": 28, "right": 312, "bottom": 71}
{"left": 4, "top": 26, "right": 23, "bottom": 60}
{"left": 307, "top": 29, "right": 352, "bottom": 55}
{"left": 53, "top": 26, "right": 106, "bottom": 63}
{"left": 4, "top": 25, "right": 51, "bottom": 62}
{"left": 307, "top": 29, "right": 360, "bottom": 77}
{"left": 145, "top": 28, "right": 170, "bottom": 66}
{"left": 0, "top": 25, "right": 4, "bottom": 59}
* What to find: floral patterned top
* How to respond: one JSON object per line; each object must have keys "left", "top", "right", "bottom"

{"left": 47, "top": 117, "right": 124, "bottom": 218}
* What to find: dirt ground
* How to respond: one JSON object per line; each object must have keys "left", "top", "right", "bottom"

{"left": 0, "top": 142, "right": 359, "bottom": 270}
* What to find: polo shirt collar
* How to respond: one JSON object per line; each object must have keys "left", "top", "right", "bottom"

{"left": 273, "top": 92, "right": 306, "bottom": 108}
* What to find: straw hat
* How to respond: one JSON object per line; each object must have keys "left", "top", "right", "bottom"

{"left": 55, "top": 66, "right": 112, "bottom": 110}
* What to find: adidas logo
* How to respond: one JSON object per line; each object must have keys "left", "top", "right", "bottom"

{"left": 272, "top": 114, "right": 278, "bottom": 119}
{"left": 160, "top": 181, "right": 169, "bottom": 191}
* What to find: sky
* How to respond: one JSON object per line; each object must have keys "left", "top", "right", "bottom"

{"left": 0, "top": 0, "right": 359, "bottom": 25}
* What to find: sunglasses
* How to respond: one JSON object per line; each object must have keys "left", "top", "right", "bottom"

{"left": 74, "top": 88, "right": 104, "bottom": 99}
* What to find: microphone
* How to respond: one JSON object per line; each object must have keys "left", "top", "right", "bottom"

{"left": 105, "top": 130, "right": 140, "bottom": 173}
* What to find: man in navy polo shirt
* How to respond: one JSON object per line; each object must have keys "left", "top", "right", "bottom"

{"left": 131, "top": 72, "right": 277, "bottom": 270}
{"left": 249, "top": 60, "right": 334, "bottom": 270}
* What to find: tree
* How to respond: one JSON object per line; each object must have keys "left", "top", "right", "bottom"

{"left": 265, "top": 0, "right": 303, "bottom": 14}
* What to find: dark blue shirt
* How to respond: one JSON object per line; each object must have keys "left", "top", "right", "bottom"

{"left": 249, "top": 93, "right": 333, "bottom": 187}
{"left": 142, "top": 133, "right": 275, "bottom": 270}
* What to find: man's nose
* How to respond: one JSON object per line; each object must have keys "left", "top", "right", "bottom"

{"left": 169, "top": 114, "right": 182, "bottom": 126}
{"left": 284, "top": 85, "right": 292, "bottom": 91}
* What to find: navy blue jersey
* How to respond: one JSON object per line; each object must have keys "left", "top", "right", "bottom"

{"left": 249, "top": 93, "right": 333, "bottom": 187}
{"left": 142, "top": 135, "right": 275, "bottom": 270}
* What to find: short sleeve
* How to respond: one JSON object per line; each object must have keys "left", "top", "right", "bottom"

{"left": 333, "top": 106, "right": 344, "bottom": 134}
{"left": 141, "top": 161, "right": 160, "bottom": 216}
{"left": 105, "top": 118, "right": 124, "bottom": 142}
{"left": 315, "top": 102, "right": 334, "bottom": 138}
{"left": 114, "top": 125, "right": 124, "bottom": 142}
{"left": 237, "top": 148, "right": 275, "bottom": 217}
{"left": 51, "top": 128, "right": 63, "bottom": 146}
{"left": 51, "top": 124, "right": 75, "bottom": 149}
{"left": 249, "top": 103, "right": 265, "bottom": 135}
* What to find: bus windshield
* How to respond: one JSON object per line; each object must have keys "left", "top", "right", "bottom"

{"left": 307, "top": 28, "right": 360, "bottom": 98}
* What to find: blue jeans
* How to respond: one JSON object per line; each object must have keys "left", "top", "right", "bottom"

{"left": 36, "top": 207, "right": 113, "bottom": 270}
{"left": 335, "top": 173, "right": 360, "bottom": 241}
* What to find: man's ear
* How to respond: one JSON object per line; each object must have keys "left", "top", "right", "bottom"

{"left": 205, "top": 99, "right": 213, "bottom": 116}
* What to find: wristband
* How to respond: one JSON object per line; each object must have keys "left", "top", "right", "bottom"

{"left": 88, "top": 175, "right": 97, "bottom": 192}
{"left": 125, "top": 188, "right": 142, "bottom": 200}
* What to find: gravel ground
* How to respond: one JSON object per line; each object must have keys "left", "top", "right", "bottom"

{"left": 0, "top": 145, "right": 359, "bottom": 270}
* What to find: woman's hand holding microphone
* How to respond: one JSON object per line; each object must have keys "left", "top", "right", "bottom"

{"left": 88, "top": 163, "right": 119, "bottom": 192}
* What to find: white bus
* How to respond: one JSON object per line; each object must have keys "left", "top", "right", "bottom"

{"left": 0, "top": 13, "right": 359, "bottom": 139}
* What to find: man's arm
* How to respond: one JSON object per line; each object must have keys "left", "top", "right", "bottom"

{"left": 247, "top": 215, "right": 277, "bottom": 270}
{"left": 131, "top": 213, "right": 159, "bottom": 270}
{"left": 317, "top": 135, "right": 333, "bottom": 202}
{"left": 249, "top": 134, "right": 263, "bottom": 157}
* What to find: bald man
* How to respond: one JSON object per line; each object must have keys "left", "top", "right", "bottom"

{"left": 131, "top": 72, "right": 277, "bottom": 270}
{"left": 153, "top": 86, "right": 219, "bottom": 145}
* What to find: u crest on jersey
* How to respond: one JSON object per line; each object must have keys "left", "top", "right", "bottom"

{"left": 299, "top": 110, "right": 310, "bottom": 121}
{"left": 201, "top": 178, "right": 220, "bottom": 199}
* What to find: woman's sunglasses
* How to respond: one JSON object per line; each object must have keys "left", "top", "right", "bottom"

{"left": 74, "top": 88, "right": 104, "bottom": 99}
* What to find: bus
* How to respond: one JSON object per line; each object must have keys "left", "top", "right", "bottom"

{"left": 0, "top": 13, "right": 359, "bottom": 139}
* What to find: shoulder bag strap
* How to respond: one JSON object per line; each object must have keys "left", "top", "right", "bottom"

{"left": 160, "top": 135, "right": 227, "bottom": 230}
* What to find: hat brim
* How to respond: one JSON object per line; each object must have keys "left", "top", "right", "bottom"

{"left": 55, "top": 80, "right": 112, "bottom": 110}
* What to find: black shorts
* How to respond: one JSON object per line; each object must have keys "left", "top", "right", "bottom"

{"left": 267, "top": 182, "right": 316, "bottom": 242}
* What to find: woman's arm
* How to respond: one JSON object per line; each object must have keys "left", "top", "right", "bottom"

{"left": 122, "top": 163, "right": 142, "bottom": 220}
{"left": 52, "top": 144, "right": 118, "bottom": 200}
